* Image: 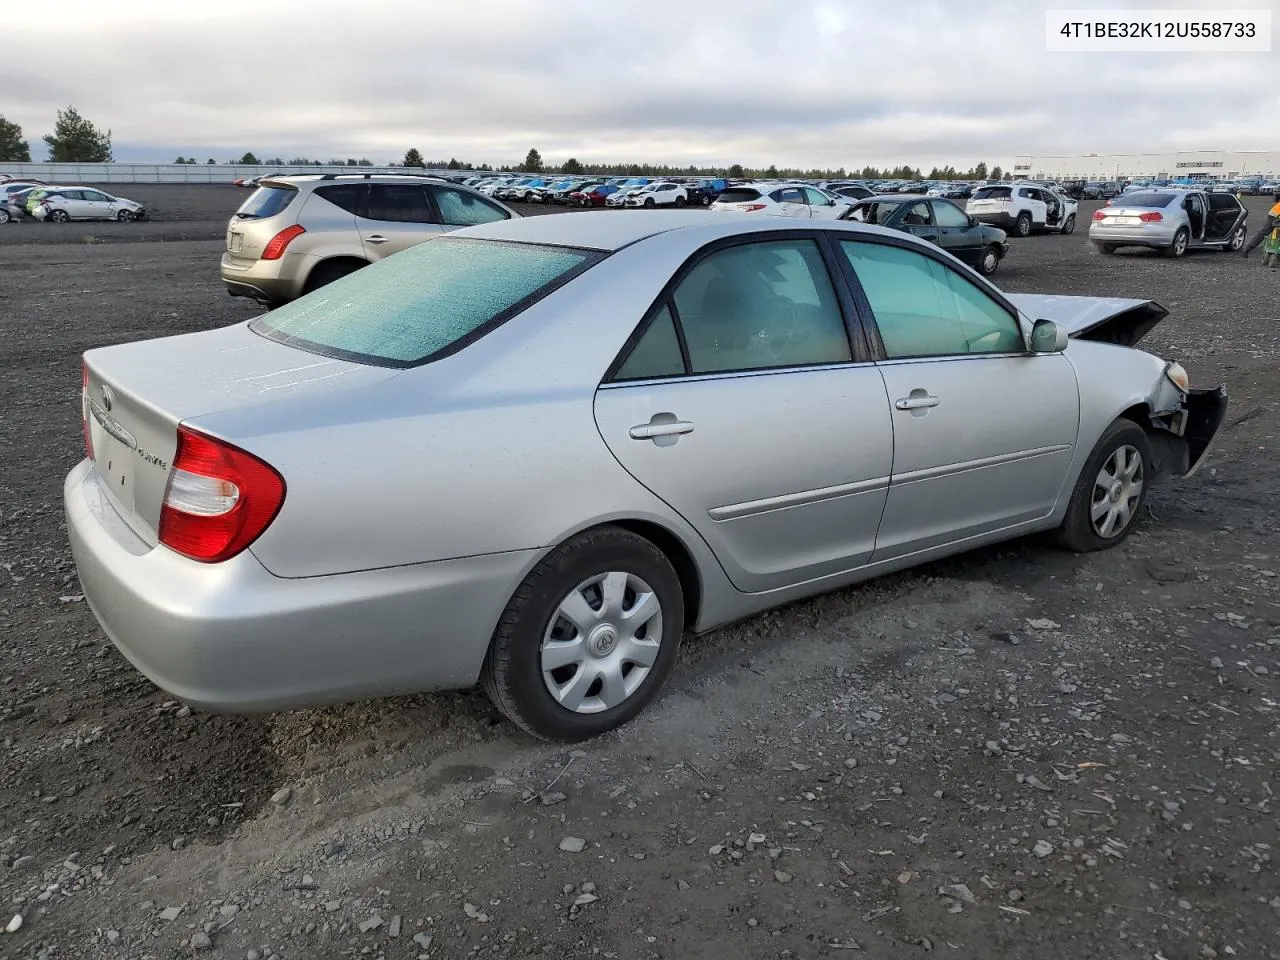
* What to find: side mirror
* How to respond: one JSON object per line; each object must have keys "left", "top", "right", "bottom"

{"left": 968, "top": 215, "right": 979, "bottom": 227}
{"left": 1030, "top": 318, "right": 1068, "bottom": 353}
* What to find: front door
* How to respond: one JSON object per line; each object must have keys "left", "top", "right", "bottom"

{"left": 772, "top": 186, "right": 811, "bottom": 218}
{"left": 594, "top": 236, "right": 893, "bottom": 592}
{"left": 929, "top": 198, "right": 980, "bottom": 260}
{"left": 897, "top": 200, "right": 940, "bottom": 247}
{"left": 836, "top": 238, "right": 1080, "bottom": 561}
{"left": 356, "top": 183, "right": 443, "bottom": 261}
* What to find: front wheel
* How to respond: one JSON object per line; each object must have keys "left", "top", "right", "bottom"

{"left": 1164, "top": 228, "right": 1189, "bottom": 258}
{"left": 1054, "top": 419, "right": 1151, "bottom": 552}
{"left": 1014, "top": 212, "right": 1032, "bottom": 237}
{"left": 116, "top": 209, "right": 135, "bottom": 222}
{"left": 482, "top": 527, "right": 684, "bottom": 741}
{"left": 977, "top": 245, "right": 1001, "bottom": 276}
{"left": 644, "top": 197, "right": 655, "bottom": 208}
{"left": 1060, "top": 213, "right": 1076, "bottom": 235}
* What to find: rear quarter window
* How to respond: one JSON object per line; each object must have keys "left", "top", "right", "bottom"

{"left": 235, "top": 185, "right": 297, "bottom": 219}
{"left": 249, "top": 237, "right": 602, "bottom": 367}
{"left": 313, "top": 183, "right": 366, "bottom": 215}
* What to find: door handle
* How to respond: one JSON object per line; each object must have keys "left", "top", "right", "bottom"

{"left": 365, "top": 235, "right": 389, "bottom": 244}
{"left": 895, "top": 395, "right": 940, "bottom": 411}
{"left": 630, "top": 420, "right": 694, "bottom": 440}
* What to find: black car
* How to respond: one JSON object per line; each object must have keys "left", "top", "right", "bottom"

{"left": 840, "top": 195, "right": 1010, "bottom": 276}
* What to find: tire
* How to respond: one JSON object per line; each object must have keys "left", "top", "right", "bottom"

{"left": 302, "top": 259, "right": 364, "bottom": 295}
{"left": 481, "top": 526, "right": 685, "bottom": 741}
{"left": 0, "top": 209, "right": 9, "bottom": 224}
{"left": 702, "top": 195, "right": 712, "bottom": 206}
{"left": 675, "top": 195, "right": 686, "bottom": 206}
{"left": 1014, "top": 212, "right": 1031, "bottom": 237}
{"left": 977, "top": 244, "right": 1001, "bottom": 276}
{"left": 1093, "top": 242, "right": 1117, "bottom": 254}
{"left": 1227, "top": 225, "right": 1246, "bottom": 252}
{"left": 49, "top": 209, "right": 70, "bottom": 223}
{"left": 644, "top": 197, "right": 655, "bottom": 208}
{"left": 1060, "top": 214, "right": 1076, "bottom": 235}
{"left": 116, "top": 209, "right": 135, "bottom": 222}
{"left": 1164, "top": 228, "right": 1189, "bottom": 258}
{"left": 1054, "top": 419, "right": 1151, "bottom": 552}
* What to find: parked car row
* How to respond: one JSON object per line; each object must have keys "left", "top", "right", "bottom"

{"left": 0, "top": 178, "right": 147, "bottom": 223}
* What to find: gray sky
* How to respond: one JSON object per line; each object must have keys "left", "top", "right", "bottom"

{"left": 4, "top": 0, "right": 1277, "bottom": 169}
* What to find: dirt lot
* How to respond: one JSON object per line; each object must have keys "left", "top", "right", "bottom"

{"left": 1, "top": 185, "right": 1277, "bottom": 960}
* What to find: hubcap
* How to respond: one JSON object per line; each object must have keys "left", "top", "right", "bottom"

{"left": 540, "top": 571, "right": 663, "bottom": 714}
{"left": 1090, "top": 445, "right": 1144, "bottom": 538}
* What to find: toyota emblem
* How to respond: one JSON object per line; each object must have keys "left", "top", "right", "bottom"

{"left": 100, "top": 384, "right": 114, "bottom": 411}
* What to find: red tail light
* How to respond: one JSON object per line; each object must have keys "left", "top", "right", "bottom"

{"left": 1138, "top": 211, "right": 1163, "bottom": 222}
{"left": 743, "top": 204, "right": 767, "bottom": 212}
{"left": 158, "top": 427, "right": 286, "bottom": 563}
{"left": 1092, "top": 210, "right": 1106, "bottom": 220}
{"left": 261, "top": 224, "right": 305, "bottom": 261}
{"left": 80, "top": 361, "right": 94, "bottom": 460}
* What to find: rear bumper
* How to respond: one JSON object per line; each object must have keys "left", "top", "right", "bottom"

{"left": 65, "top": 459, "right": 539, "bottom": 712}
{"left": 219, "top": 252, "right": 301, "bottom": 304}
{"left": 1089, "top": 224, "right": 1176, "bottom": 248}
{"left": 971, "top": 212, "right": 1019, "bottom": 229}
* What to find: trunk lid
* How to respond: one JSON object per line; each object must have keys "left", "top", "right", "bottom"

{"left": 226, "top": 182, "right": 301, "bottom": 261}
{"left": 83, "top": 323, "right": 398, "bottom": 544}
{"left": 1005, "top": 293, "right": 1168, "bottom": 348}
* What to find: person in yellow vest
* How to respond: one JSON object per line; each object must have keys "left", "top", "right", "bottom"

{"left": 1241, "top": 190, "right": 1280, "bottom": 258}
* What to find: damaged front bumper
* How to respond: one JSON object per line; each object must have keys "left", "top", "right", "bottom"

{"left": 1147, "top": 384, "right": 1228, "bottom": 479}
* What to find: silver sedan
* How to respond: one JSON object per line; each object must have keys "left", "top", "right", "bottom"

{"left": 66, "top": 212, "right": 1228, "bottom": 741}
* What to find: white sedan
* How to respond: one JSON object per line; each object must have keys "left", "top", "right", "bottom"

{"left": 711, "top": 183, "right": 852, "bottom": 219}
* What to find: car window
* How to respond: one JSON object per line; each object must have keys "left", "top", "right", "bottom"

{"left": 840, "top": 241, "right": 1023, "bottom": 359}
{"left": 432, "top": 187, "right": 509, "bottom": 226}
{"left": 931, "top": 201, "right": 970, "bottom": 228}
{"left": 251, "top": 237, "right": 600, "bottom": 367}
{"left": 313, "top": 183, "right": 366, "bottom": 215}
{"left": 902, "top": 201, "right": 933, "bottom": 226}
{"left": 773, "top": 187, "right": 805, "bottom": 204}
{"left": 1114, "top": 192, "right": 1175, "bottom": 208}
{"left": 235, "top": 184, "right": 297, "bottom": 219}
{"left": 717, "top": 188, "right": 762, "bottom": 204}
{"left": 802, "top": 187, "right": 830, "bottom": 206}
{"left": 972, "top": 186, "right": 1011, "bottom": 200}
{"left": 670, "top": 239, "right": 851, "bottom": 374}
{"left": 613, "top": 304, "right": 687, "bottom": 381}
{"left": 83, "top": 190, "right": 111, "bottom": 202}
{"left": 364, "top": 184, "right": 433, "bottom": 223}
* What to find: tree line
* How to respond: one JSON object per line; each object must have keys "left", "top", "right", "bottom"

{"left": 0, "top": 112, "right": 1008, "bottom": 182}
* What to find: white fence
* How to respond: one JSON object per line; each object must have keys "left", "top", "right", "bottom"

{"left": 0, "top": 163, "right": 474, "bottom": 184}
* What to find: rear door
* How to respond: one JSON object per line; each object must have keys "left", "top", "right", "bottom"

{"left": 356, "top": 184, "right": 442, "bottom": 259}
{"left": 771, "top": 187, "right": 810, "bottom": 218}
{"left": 594, "top": 234, "right": 893, "bottom": 592}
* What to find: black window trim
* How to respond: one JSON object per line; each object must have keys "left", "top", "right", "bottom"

{"left": 249, "top": 236, "right": 608, "bottom": 370}
{"left": 602, "top": 229, "right": 875, "bottom": 385}
{"left": 830, "top": 231, "right": 1029, "bottom": 363}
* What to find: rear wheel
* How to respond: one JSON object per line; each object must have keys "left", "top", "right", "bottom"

{"left": 702, "top": 195, "right": 713, "bottom": 206}
{"left": 1093, "top": 242, "right": 1117, "bottom": 255}
{"left": 1227, "top": 225, "right": 1246, "bottom": 252}
{"left": 1054, "top": 419, "right": 1151, "bottom": 552}
{"left": 49, "top": 209, "right": 70, "bottom": 223}
{"left": 0, "top": 209, "right": 9, "bottom": 224}
{"left": 1014, "top": 212, "right": 1032, "bottom": 237}
{"left": 482, "top": 527, "right": 684, "bottom": 741}
{"left": 1164, "top": 228, "right": 1189, "bottom": 258}
{"left": 1060, "top": 213, "right": 1076, "bottom": 235}
{"left": 977, "top": 245, "right": 1001, "bottom": 276}
{"left": 303, "top": 259, "right": 364, "bottom": 295}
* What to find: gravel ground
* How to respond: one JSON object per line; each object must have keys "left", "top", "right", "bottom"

{"left": 1, "top": 186, "right": 1277, "bottom": 960}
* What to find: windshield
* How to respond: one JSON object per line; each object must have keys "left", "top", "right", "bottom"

{"left": 1112, "top": 192, "right": 1176, "bottom": 208}
{"left": 250, "top": 237, "right": 602, "bottom": 367}
{"left": 235, "top": 184, "right": 297, "bottom": 219}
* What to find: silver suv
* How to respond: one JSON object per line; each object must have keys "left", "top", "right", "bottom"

{"left": 220, "top": 174, "right": 519, "bottom": 305}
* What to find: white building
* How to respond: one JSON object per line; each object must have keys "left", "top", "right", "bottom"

{"left": 1012, "top": 150, "right": 1280, "bottom": 182}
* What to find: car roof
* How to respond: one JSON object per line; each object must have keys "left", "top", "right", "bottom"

{"left": 260, "top": 173, "right": 450, "bottom": 186}
{"left": 453, "top": 209, "right": 903, "bottom": 252}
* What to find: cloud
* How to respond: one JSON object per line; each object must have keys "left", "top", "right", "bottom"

{"left": 4, "top": 0, "right": 1277, "bottom": 168}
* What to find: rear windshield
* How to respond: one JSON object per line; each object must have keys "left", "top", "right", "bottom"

{"left": 235, "top": 185, "right": 297, "bottom": 220}
{"left": 716, "top": 188, "right": 762, "bottom": 203}
{"left": 1113, "top": 192, "right": 1175, "bottom": 208}
{"left": 249, "top": 237, "right": 601, "bottom": 367}
{"left": 971, "top": 187, "right": 1011, "bottom": 200}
